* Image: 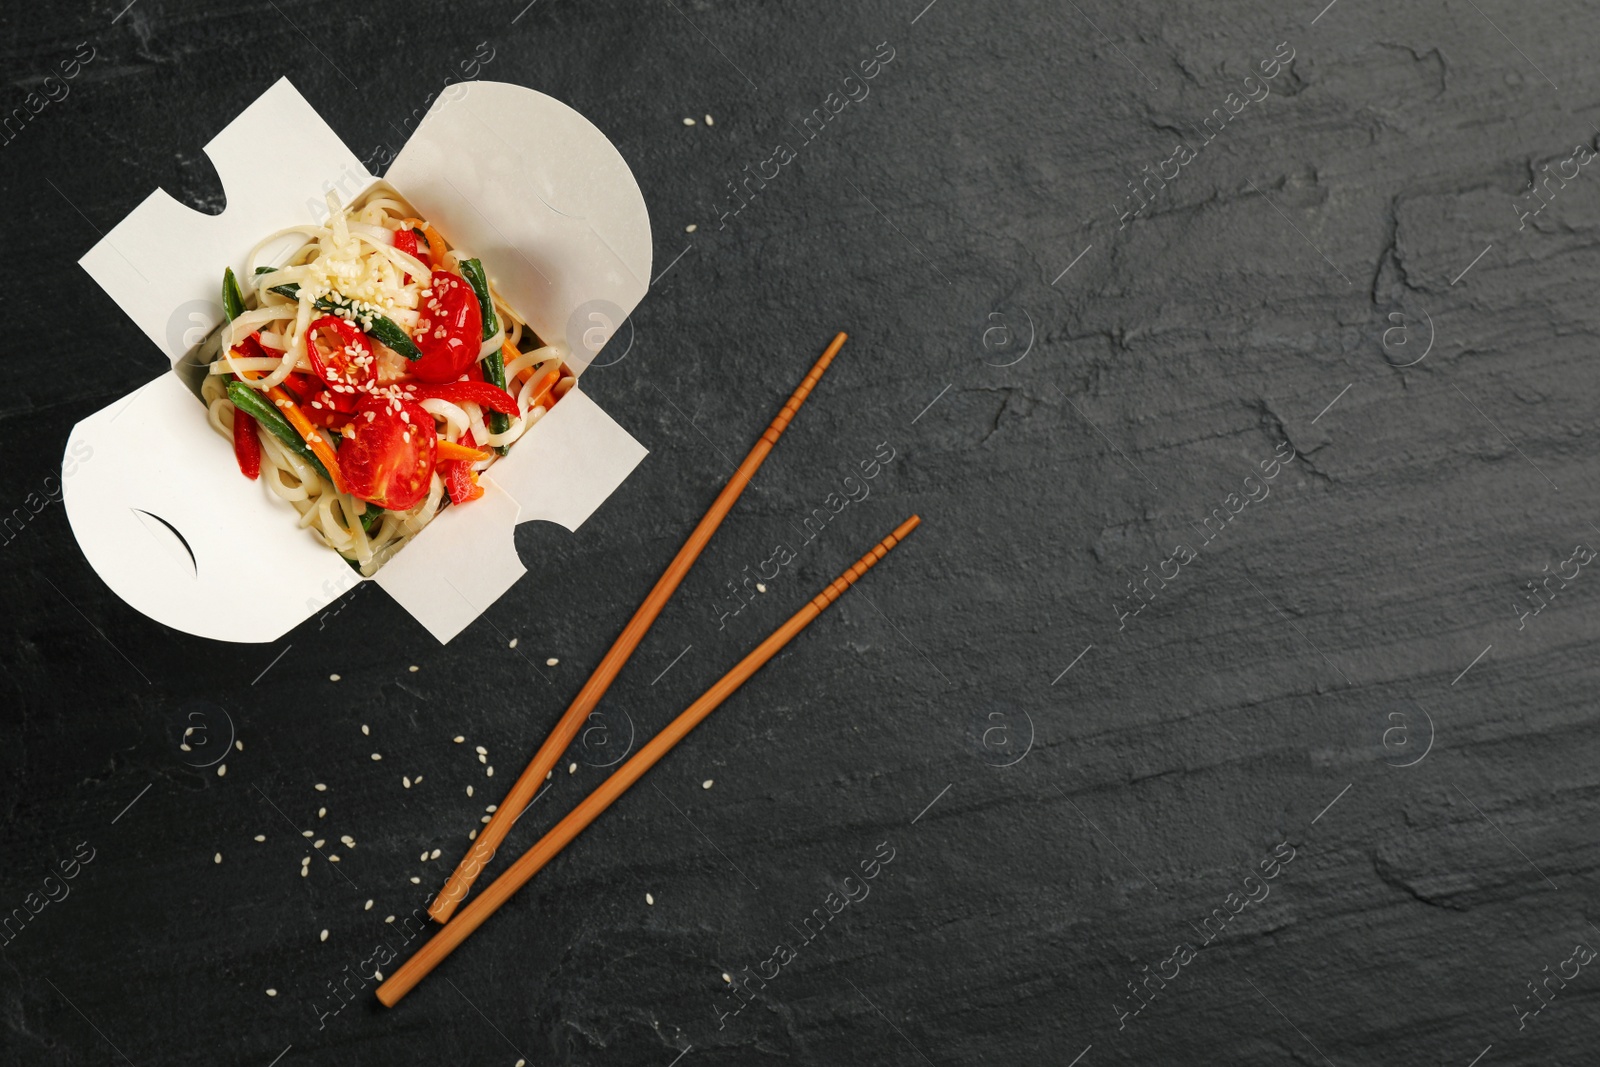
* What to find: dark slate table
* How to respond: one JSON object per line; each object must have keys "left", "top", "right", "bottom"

{"left": 4, "top": 0, "right": 1598, "bottom": 1064}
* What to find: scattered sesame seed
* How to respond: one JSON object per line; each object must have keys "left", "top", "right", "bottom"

{"left": 705, "top": 114, "right": 714, "bottom": 125}
{"left": 546, "top": 771, "right": 553, "bottom": 780}
{"left": 454, "top": 736, "right": 465, "bottom": 744}
{"left": 702, "top": 779, "right": 714, "bottom": 790}
{"left": 486, "top": 804, "right": 497, "bottom": 813}
{"left": 217, "top": 764, "right": 227, "bottom": 777}
{"left": 546, "top": 657, "right": 559, "bottom": 666}
{"left": 320, "top": 929, "right": 329, "bottom": 942}
{"left": 301, "top": 857, "right": 311, "bottom": 867}
{"left": 476, "top": 746, "right": 488, "bottom": 755}
{"left": 341, "top": 836, "right": 355, "bottom": 848}
{"left": 328, "top": 855, "right": 340, "bottom": 863}
{"left": 374, "top": 969, "right": 382, "bottom": 981}
{"left": 302, "top": 830, "right": 313, "bottom": 839}
{"left": 683, "top": 117, "right": 696, "bottom": 126}
{"left": 722, "top": 973, "right": 731, "bottom": 983}
{"left": 408, "top": 665, "right": 419, "bottom": 672}
{"left": 235, "top": 740, "right": 244, "bottom": 751}
{"left": 254, "top": 834, "right": 266, "bottom": 842}
{"left": 410, "top": 876, "right": 421, "bottom": 884}
{"left": 686, "top": 224, "right": 698, "bottom": 233}
{"left": 509, "top": 637, "right": 518, "bottom": 648}
{"left": 385, "top": 915, "right": 395, "bottom": 923}
{"left": 361, "top": 724, "right": 370, "bottom": 735}
{"left": 517, "top": 1059, "right": 526, "bottom": 1067}
{"left": 330, "top": 674, "right": 341, "bottom": 682}
{"left": 371, "top": 753, "right": 382, "bottom": 761}
{"left": 646, "top": 893, "right": 654, "bottom": 905}
{"left": 420, "top": 851, "right": 429, "bottom": 862}
{"left": 430, "top": 848, "right": 441, "bottom": 860}
{"left": 180, "top": 744, "right": 191, "bottom": 752}
{"left": 756, "top": 583, "right": 767, "bottom": 593}
{"left": 300, "top": 867, "right": 308, "bottom": 878}
{"left": 364, "top": 899, "right": 373, "bottom": 910}
{"left": 313, "top": 839, "right": 325, "bottom": 849}
{"left": 266, "top": 989, "right": 277, "bottom": 997}
{"left": 568, "top": 763, "right": 577, "bottom": 774}
{"left": 318, "top": 807, "right": 326, "bottom": 818}
{"left": 466, "top": 785, "right": 474, "bottom": 797}
{"left": 478, "top": 754, "right": 487, "bottom": 764}
{"left": 468, "top": 829, "right": 478, "bottom": 839}
{"left": 403, "top": 776, "right": 412, "bottom": 788}
{"left": 481, "top": 815, "right": 492, "bottom": 824}
{"left": 315, "top": 783, "right": 327, "bottom": 792}
{"left": 414, "top": 776, "right": 422, "bottom": 784}
{"left": 214, "top": 853, "right": 222, "bottom": 864}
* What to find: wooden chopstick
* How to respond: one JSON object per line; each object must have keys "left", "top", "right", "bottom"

{"left": 377, "top": 514, "right": 921, "bottom": 1007}
{"left": 427, "top": 332, "right": 850, "bottom": 924}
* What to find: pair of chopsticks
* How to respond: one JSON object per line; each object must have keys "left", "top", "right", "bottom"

{"left": 376, "top": 333, "right": 920, "bottom": 1007}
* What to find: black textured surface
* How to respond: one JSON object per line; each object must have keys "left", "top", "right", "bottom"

{"left": 4, "top": 0, "right": 1600, "bottom": 1064}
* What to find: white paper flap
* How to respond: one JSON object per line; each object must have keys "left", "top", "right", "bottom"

{"left": 374, "top": 387, "right": 649, "bottom": 643}
{"left": 78, "top": 78, "right": 370, "bottom": 366}
{"left": 62, "top": 375, "right": 357, "bottom": 643}
{"left": 386, "top": 81, "right": 651, "bottom": 374}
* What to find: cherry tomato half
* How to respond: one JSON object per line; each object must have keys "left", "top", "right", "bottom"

{"left": 409, "top": 270, "right": 482, "bottom": 383}
{"left": 306, "top": 315, "right": 377, "bottom": 394}
{"left": 339, "top": 395, "right": 437, "bottom": 511}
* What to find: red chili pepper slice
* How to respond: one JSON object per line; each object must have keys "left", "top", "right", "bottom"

{"left": 232, "top": 409, "right": 261, "bottom": 480}
{"left": 307, "top": 314, "right": 377, "bottom": 394}
{"left": 409, "top": 270, "right": 482, "bottom": 383}
{"left": 393, "top": 228, "right": 420, "bottom": 283}
{"left": 403, "top": 380, "right": 519, "bottom": 416}
{"left": 339, "top": 395, "right": 437, "bottom": 510}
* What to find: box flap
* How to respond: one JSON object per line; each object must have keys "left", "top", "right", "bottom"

{"left": 385, "top": 81, "right": 651, "bottom": 374}
{"left": 80, "top": 78, "right": 370, "bottom": 367}
{"left": 63, "top": 374, "right": 357, "bottom": 643}
{"left": 374, "top": 387, "right": 649, "bottom": 643}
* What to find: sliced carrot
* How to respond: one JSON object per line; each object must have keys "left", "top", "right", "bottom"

{"left": 526, "top": 368, "right": 559, "bottom": 410}
{"left": 436, "top": 439, "right": 489, "bottom": 463}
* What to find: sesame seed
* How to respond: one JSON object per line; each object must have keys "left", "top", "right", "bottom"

{"left": 568, "top": 763, "right": 577, "bottom": 774}
{"left": 420, "top": 851, "right": 429, "bottom": 862}
{"left": 705, "top": 114, "right": 714, "bottom": 125}
{"left": 385, "top": 915, "right": 395, "bottom": 923}
{"left": 300, "top": 867, "right": 308, "bottom": 878}
{"left": 409, "top": 876, "right": 421, "bottom": 884}
{"left": 702, "top": 779, "right": 714, "bottom": 790}
{"left": 686, "top": 224, "right": 698, "bottom": 233}
{"left": 266, "top": 989, "right": 277, "bottom": 997}
{"left": 300, "top": 857, "right": 311, "bottom": 867}
{"left": 330, "top": 673, "right": 341, "bottom": 682}
{"left": 485, "top": 804, "right": 497, "bottom": 813}
{"left": 756, "top": 583, "right": 767, "bottom": 593}
{"left": 318, "top": 807, "right": 326, "bottom": 818}
{"left": 361, "top": 724, "right": 369, "bottom": 735}
{"left": 646, "top": 893, "right": 654, "bottom": 905}
{"left": 302, "top": 830, "right": 313, "bottom": 838}
{"left": 319, "top": 929, "right": 329, "bottom": 942}
{"left": 371, "top": 753, "right": 382, "bottom": 761}
{"left": 217, "top": 764, "right": 227, "bottom": 777}
{"left": 478, "top": 754, "right": 487, "bottom": 764}
{"left": 328, "top": 855, "right": 340, "bottom": 863}
{"left": 403, "top": 776, "right": 411, "bottom": 788}
{"left": 469, "top": 829, "right": 477, "bottom": 840}
{"left": 315, "top": 783, "right": 327, "bottom": 792}
{"left": 454, "top": 736, "right": 465, "bottom": 744}
{"left": 481, "top": 815, "right": 492, "bottom": 824}
{"left": 235, "top": 740, "right": 244, "bottom": 751}
{"left": 313, "top": 839, "right": 325, "bottom": 849}
{"left": 476, "top": 746, "right": 487, "bottom": 755}
{"left": 254, "top": 834, "right": 266, "bottom": 842}
{"left": 508, "top": 637, "right": 518, "bottom": 648}
{"left": 546, "top": 657, "right": 559, "bottom": 666}
{"left": 214, "top": 853, "right": 222, "bottom": 864}
{"left": 486, "top": 767, "right": 494, "bottom": 777}
{"left": 683, "top": 117, "right": 695, "bottom": 125}
{"left": 430, "top": 849, "right": 441, "bottom": 860}
{"left": 466, "top": 785, "right": 474, "bottom": 797}
{"left": 341, "top": 836, "right": 355, "bottom": 848}
{"left": 722, "top": 973, "right": 731, "bottom": 983}
{"left": 409, "top": 665, "right": 419, "bottom": 672}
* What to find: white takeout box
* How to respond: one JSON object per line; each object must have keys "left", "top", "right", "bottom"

{"left": 63, "top": 78, "right": 651, "bottom": 644}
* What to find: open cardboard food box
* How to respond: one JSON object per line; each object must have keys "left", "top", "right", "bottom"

{"left": 63, "top": 78, "right": 651, "bottom": 644}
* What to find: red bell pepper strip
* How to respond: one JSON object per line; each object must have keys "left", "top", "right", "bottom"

{"left": 402, "top": 380, "right": 519, "bottom": 416}
{"left": 233, "top": 408, "right": 261, "bottom": 480}
{"left": 393, "top": 228, "right": 420, "bottom": 283}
